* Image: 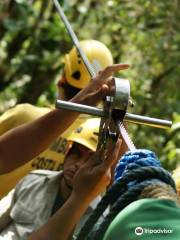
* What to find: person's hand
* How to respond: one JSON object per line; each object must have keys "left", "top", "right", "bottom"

{"left": 71, "top": 139, "right": 122, "bottom": 204}
{"left": 71, "top": 63, "right": 129, "bottom": 106}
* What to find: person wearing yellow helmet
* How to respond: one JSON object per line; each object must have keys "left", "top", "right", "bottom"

{"left": 58, "top": 39, "right": 113, "bottom": 100}
{"left": 0, "top": 118, "right": 122, "bottom": 240}
{"left": 0, "top": 40, "right": 120, "bottom": 198}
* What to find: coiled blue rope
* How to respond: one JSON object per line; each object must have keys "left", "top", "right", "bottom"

{"left": 114, "top": 149, "right": 161, "bottom": 183}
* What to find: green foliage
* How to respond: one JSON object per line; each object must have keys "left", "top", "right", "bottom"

{"left": 0, "top": 0, "right": 179, "bottom": 169}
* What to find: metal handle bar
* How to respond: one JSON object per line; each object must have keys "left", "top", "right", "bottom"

{"left": 56, "top": 100, "right": 172, "bottom": 129}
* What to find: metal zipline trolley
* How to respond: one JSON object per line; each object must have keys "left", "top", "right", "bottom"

{"left": 53, "top": 0, "right": 172, "bottom": 151}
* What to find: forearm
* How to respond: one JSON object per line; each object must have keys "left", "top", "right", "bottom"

{"left": 28, "top": 193, "right": 89, "bottom": 240}
{"left": 0, "top": 92, "right": 86, "bottom": 174}
{"left": 0, "top": 108, "right": 78, "bottom": 173}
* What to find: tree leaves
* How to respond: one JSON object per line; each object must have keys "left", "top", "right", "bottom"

{"left": 0, "top": 0, "right": 179, "bottom": 169}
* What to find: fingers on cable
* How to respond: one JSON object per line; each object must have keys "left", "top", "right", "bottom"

{"left": 87, "top": 87, "right": 107, "bottom": 105}
{"left": 86, "top": 147, "right": 104, "bottom": 168}
{"left": 99, "top": 63, "right": 130, "bottom": 79}
{"left": 103, "top": 139, "right": 122, "bottom": 169}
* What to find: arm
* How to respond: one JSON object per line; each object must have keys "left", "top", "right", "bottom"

{"left": 0, "top": 64, "right": 129, "bottom": 174}
{"left": 28, "top": 139, "right": 122, "bottom": 240}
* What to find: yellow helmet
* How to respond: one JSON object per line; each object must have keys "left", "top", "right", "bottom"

{"left": 67, "top": 118, "right": 100, "bottom": 152}
{"left": 64, "top": 40, "right": 113, "bottom": 89}
{"left": 172, "top": 167, "right": 180, "bottom": 196}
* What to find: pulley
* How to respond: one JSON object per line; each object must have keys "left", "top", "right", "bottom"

{"left": 53, "top": 0, "right": 172, "bottom": 151}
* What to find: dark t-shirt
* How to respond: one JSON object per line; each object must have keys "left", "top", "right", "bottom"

{"left": 51, "top": 189, "right": 65, "bottom": 215}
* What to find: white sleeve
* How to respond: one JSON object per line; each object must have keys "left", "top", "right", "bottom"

{"left": 0, "top": 189, "right": 15, "bottom": 231}
{"left": 0, "top": 189, "right": 15, "bottom": 217}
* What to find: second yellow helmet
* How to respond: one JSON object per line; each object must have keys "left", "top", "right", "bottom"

{"left": 66, "top": 117, "right": 100, "bottom": 152}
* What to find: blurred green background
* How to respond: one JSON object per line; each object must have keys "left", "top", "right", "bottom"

{"left": 0, "top": 0, "right": 179, "bottom": 169}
